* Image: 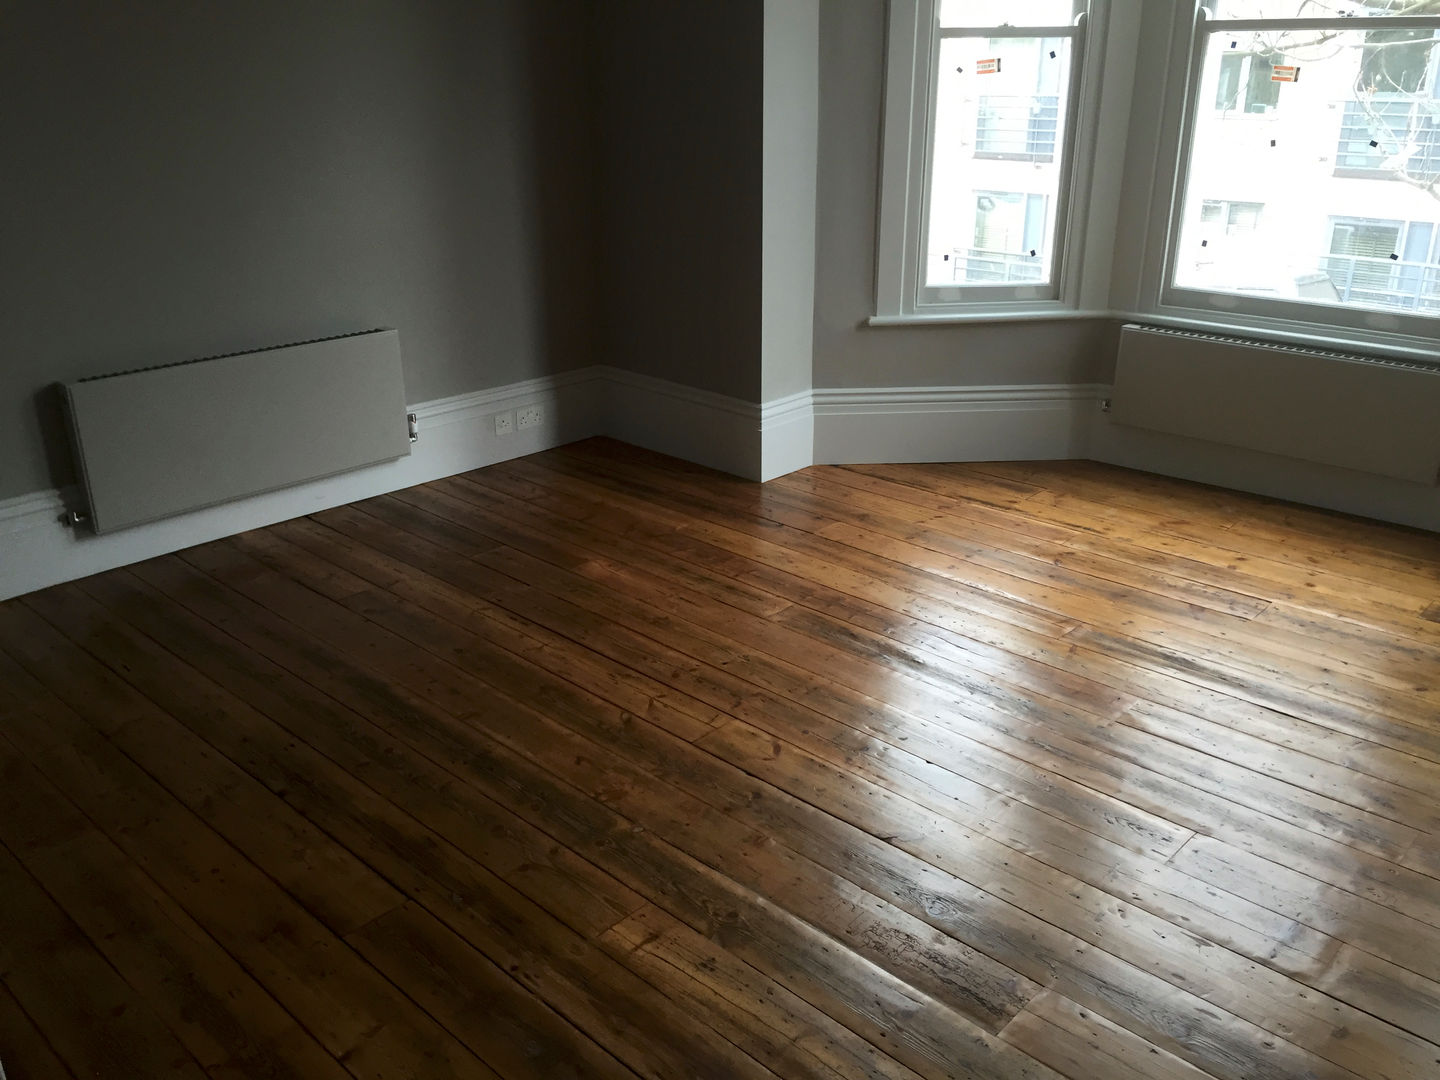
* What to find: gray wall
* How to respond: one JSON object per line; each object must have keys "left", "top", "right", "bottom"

{"left": 812, "top": 0, "right": 1117, "bottom": 390}
{"left": 762, "top": 0, "right": 820, "bottom": 404}
{"left": 1107, "top": 0, "right": 1182, "bottom": 322}
{"left": 1, "top": 0, "right": 597, "bottom": 501}
{"left": 593, "top": 0, "right": 766, "bottom": 403}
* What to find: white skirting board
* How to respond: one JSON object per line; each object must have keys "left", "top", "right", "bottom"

{"left": 8, "top": 368, "right": 1432, "bottom": 601}
{"left": 0, "top": 370, "right": 600, "bottom": 601}
{"left": 596, "top": 366, "right": 766, "bottom": 481}
{"left": 760, "top": 390, "right": 816, "bottom": 482}
{"left": 3, "top": 369, "right": 1098, "bottom": 600}
{"left": 594, "top": 367, "right": 818, "bottom": 483}
{"left": 812, "top": 384, "right": 1109, "bottom": 465}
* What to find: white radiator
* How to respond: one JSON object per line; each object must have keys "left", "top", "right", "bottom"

{"left": 1111, "top": 324, "right": 1440, "bottom": 485}
{"left": 63, "top": 330, "right": 412, "bottom": 534}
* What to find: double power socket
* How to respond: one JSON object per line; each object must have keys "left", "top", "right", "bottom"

{"left": 494, "top": 404, "right": 543, "bottom": 437}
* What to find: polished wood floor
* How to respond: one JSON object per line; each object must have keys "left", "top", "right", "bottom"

{"left": 2, "top": 438, "right": 1440, "bottom": 1080}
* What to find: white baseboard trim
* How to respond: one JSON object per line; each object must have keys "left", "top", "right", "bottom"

{"left": 596, "top": 366, "right": 765, "bottom": 481}
{"left": 0, "top": 489, "right": 70, "bottom": 538}
{"left": 0, "top": 370, "right": 599, "bottom": 601}
{"left": 594, "top": 368, "right": 820, "bottom": 482}
{"left": 0, "top": 372, "right": 1196, "bottom": 601}
{"left": 812, "top": 383, "right": 1110, "bottom": 465}
{"left": 759, "top": 389, "right": 816, "bottom": 482}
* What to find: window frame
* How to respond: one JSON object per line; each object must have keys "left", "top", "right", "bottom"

{"left": 1138, "top": 5, "right": 1440, "bottom": 351}
{"left": 874, "top": 0, "right": 1112, "bottom": 321}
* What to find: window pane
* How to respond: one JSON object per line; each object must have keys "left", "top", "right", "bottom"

{"left": 939, "top": 0, "right": 1076, "bottom": 28}
{"left": 1228, "top": 201, "right": 1264, "bottom": 231}
{"left": 1206, "top": 1, "right": 1418, "bottom": 18}
{"left": 925, "top": 36, "right": 1073, "bottom": 287}
{"left": 1175, "top": 28, "right": 1440, "bottom": 316}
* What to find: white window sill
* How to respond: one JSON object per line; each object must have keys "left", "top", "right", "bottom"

{"left": 867, "top": 309, "right": 1117, "bottom": 328}
{"left": 867, "top": 308, "right": 1439, "bottom": 368}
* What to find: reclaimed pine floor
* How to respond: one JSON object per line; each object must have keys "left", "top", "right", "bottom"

{"left": 3, "top": 438, "right": 1440, "bottom": 1080}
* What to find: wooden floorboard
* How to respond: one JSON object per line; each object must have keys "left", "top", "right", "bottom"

{"left": 3, "top": 438, "right": 1439, "bottom": 1080}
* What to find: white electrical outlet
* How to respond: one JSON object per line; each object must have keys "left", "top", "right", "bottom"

{"left": 494, "top": 411, "right": 514, "bottom": 436}
{"left": 517, "top": 404, "right": 543, "bottom": 430}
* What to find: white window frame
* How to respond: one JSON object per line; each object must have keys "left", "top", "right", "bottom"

{"left": 1136, "top": 4, "right": 1440, "bottom": 354}
{"left": 873, "top": 0, "right": 1114, "bottom": 323}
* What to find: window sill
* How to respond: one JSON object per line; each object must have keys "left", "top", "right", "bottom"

{"left": 867, "top": 309, "right": 1116, "bottom": 328}
{"left": 867, "top": 308, "right": 1439, "bottom": 368}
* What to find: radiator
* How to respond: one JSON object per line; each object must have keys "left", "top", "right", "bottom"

{"left": 63, "top": 330, "right": 411, "bottom": 534}
{"left": 1111, "top": 324, "right": 1440, "bottom": 485}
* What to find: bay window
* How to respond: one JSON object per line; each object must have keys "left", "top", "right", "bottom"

{"left": 875, "top": 0, "right": 1440, "bottom": 351}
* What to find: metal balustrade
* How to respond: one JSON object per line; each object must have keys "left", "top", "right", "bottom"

{"left": 1320, "top": 252, "right": 1440, "bottom": 313}
{"left": 930, "top": 249, "right": 1046, "bottom": 285}
{"left": 975, "top": 95, "right": 1060, "bottom": 162}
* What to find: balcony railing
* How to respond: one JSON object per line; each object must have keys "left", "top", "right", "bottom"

{"left": 930, "top": 249, "right": 1045, "bottom": 285}
{"left": 1320, "top": 252, "right": 1440, "bottom": 313}
{"left": 1335, "top": 98, "right": 1440, "bottom": 179}
{"left": 975, "top": 95, "right": 1060, "bottom": 162}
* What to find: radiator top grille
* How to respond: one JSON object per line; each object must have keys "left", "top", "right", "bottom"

{"left": 76, "top": 328, "right": 390, "bottom": 384}
{"left": 1124, "top": 324, "right": 1440, "bottom": 376}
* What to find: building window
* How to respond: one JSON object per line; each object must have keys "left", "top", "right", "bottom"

{"left": 1338, "top": 27, "right": 1440, "bottom": 178}
{"left": 875, "top": 1, "right": 1106, "bottom": 318}
{"left": 1158, "top": 1, "right": 1440, "bottom": 335}
{"left": 1336, "top": 99, "right": 1440, "bottom": 175}
{"left": 1215, "top": 52, "right": 1282, "bottom": 113}
{"left": 1361, "top": 26, "right": 1440, "bottom": 96}
{"left": 945, "top": 192, "right": 1050, "bottom": 283}
{"left": 1201, "top": 199, "right": 1265, "bottom": 235}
